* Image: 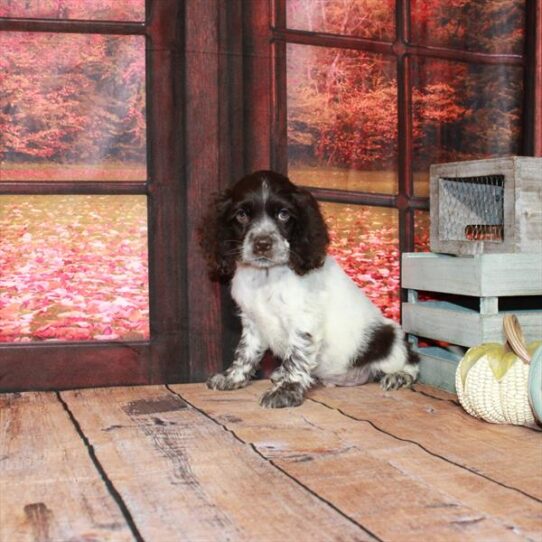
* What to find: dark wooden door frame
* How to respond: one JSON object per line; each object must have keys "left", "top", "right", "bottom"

{"left": 183, "top": 0, "right": 245, "bottom": 383}
{"left": 0, "top": 0, "right": 246, "bottom": 391}
{"left": 525, "top": 0, "right": 542, "bottom": 156}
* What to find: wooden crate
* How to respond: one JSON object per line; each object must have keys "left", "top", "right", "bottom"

{"left": 430, "top": 156, "right": 542, "bottom": 255}
{"left": 402, "top": 252, "right": 542, "bottom": 392}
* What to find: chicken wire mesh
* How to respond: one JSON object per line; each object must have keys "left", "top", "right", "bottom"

{"left": 438, "top": 175, "right": 505, "bottom": 242}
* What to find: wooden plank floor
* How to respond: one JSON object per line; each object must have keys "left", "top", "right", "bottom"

{"left": 1, "top": 381, "right": 541, "bottom": 542}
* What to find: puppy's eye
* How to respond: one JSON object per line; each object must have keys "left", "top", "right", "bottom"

{"left": 235, "top": 209, "right": 249, "bottom": 224}
{"left": 277, "top": 209, "right": 291, "bottom": 222}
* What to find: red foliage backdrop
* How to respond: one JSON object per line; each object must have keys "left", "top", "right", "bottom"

{"left": 0, "top": 0, "right": 526, "bottom": 342}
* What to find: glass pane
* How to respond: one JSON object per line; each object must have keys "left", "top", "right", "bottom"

{"left": 0, "top": 0, "right": 144, "bottom": 21}
{"left": 321, "top": 202, "right": 400, "bottom": 321}
{"left": 0, "top": 195, "right": 149, "bottom": 343}
{"left": 288, "top": 44, "right": 397, "bottom": 194}
{"left": 411, "top": 58, "right": 523, "bottom": 196}
{"left": 286, "top": 0, "right": 395, "bottom": 41}
{"left": 0, "top": 32, "right": 146, "bottom": 181}
{"left": 410, "top": 0, "right": 525, "bottom": 55}
{"left": 414, "top": 211, "right": 430, "bottom": 252}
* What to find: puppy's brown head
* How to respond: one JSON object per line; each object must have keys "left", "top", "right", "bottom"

{"left": 198, "top": 170, "right": 329, "bottom": 282}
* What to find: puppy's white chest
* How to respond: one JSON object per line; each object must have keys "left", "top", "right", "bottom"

{"left": 232, "top": 266, "right": 303, "bottom": 355}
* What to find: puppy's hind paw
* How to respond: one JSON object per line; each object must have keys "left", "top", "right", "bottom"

{"left": 206, "top": 373, "right": 247, "bottom": 391}
{"left": 380, "top": 371, "right": 414, "bottom": 391}
{"left": 260, "top": 383, "right": 304, "bottom": 408}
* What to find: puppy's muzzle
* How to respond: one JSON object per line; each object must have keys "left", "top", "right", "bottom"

{"left": 252, "top": 234, "right": 274, "bottom": 257}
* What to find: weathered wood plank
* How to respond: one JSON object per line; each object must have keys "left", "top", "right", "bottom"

{"left": 0, "top": 392, "right": 133, "bottom": 542}
{"left": 402, "top": 252, "right": 542, "bottom": 297}
{"left": 176, "top": 381, "right": 542, "bottom": 542}
{"left": 309, "top": 383, "right": 542, "bottom": 500}
{"left": 61, "top": 386, "right": 374, "bottom": 541}
{"left": 413, "top": 382, "right": 458, "bottom": 402}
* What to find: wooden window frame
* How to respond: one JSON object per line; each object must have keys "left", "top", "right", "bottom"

{"left": 0, "top": 0, "right": 240, "bottom": 391}
{"left": 244, "top": 0, "right": 541, "bottom": 273}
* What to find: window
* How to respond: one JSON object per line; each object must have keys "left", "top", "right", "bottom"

{"left": 244, "top": 0, "right": 536, "bottom": 321}
{"left": 0, "top": 1, "right": 188, "bottom": 389}
{"left": 1, "top": 28, "right": 148, "bottom": 344}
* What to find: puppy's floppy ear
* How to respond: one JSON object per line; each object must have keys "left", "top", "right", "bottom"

{"left": 289, "top": 188, "right": 329, "bottom": 275}
{"left": 198, "top": 189, "right": 237, "bottom": 283}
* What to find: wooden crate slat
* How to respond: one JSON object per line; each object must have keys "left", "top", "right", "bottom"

{"left": 402, "top": 252, "right": 542, "bottom": 297}
{"left": 402, "top": 302, "right": 542, "bottom": 346}
{"left": 61, "top": 385, "right": 372, "bottom": 542}
{"left": 417, "top": 347, "right": 461, "bottom": 393}
{"left": 480, "top": 253, "right": 542, "bottom": 296}
{"left": 176, "top": 381, "right": 542, "bottom": 541}
{"left": 0, "top": 392, "right": 133, "bottom": 542}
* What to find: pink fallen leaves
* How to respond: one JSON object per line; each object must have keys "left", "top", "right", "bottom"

{"left": 325, "top": 207, "right": 431, "bottom": 323}
{"left": 0, "top": 195, "right": 149, "bottom": 343}
{"left": 0, "top": 195, "right": 431, "bottom": 343}
{"left": 323, "top": 204, "right": 401, "bottom": 321}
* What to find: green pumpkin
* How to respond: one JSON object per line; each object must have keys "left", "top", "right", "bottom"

{"left": 528, "top": 345, "right": 542, "bottom": 424}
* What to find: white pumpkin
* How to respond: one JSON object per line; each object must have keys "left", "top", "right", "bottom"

{"left": 456, "top": 341, "right": 542, "bottom": 427}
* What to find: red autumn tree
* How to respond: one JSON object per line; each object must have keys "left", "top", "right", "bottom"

{"left": 287, "top": 0, "right": 523, "bottom": 171}
{"left": 0, "top": 29, "right": 145, "bottom": 166}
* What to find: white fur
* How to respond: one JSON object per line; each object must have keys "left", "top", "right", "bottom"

{"left": 231, "top": 256, "right": 418, "bottom": 386}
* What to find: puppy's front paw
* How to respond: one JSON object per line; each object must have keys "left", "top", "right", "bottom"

{"left": 206, "top": 373, "right": 247, "bottom": 391}
{"left": 260, "top": 383, "right": 304, "bottom": 408}
{"left": 380, "top": 371, "right": 414, "bottom": 391}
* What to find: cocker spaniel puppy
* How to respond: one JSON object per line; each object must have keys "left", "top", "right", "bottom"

{"left": 199, "top": 170, "right": 419, "bottom": 408}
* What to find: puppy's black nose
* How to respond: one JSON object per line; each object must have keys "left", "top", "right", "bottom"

{"left": 253, "top": 235, "right": 273, "bottom": 255}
